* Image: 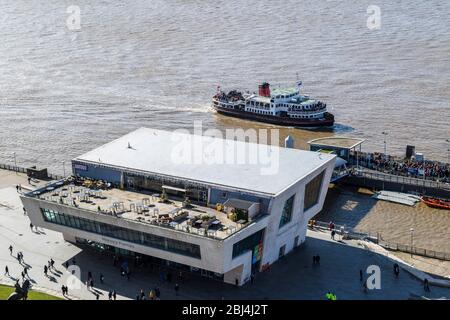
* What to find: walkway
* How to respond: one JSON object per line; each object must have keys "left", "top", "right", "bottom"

{"left": 1, "top": 182, "right": 449, "bottom": 300}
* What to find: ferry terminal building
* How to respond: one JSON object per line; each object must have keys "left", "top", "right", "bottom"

{"left": 21, "top": 128, "right": 336, "bottom": 285}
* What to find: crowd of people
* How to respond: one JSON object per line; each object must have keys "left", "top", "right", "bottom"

{"left": 350, "top": 152, "right": 450, "bottom": 183}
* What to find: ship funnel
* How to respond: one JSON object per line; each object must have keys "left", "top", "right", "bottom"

{"left": 258, "top": 82, "right": 271, "bottom": 97}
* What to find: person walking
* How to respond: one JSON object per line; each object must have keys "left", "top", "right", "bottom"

{"left": 30, "top": 223, "right": 34, "bottom": 232}
{"left": 316, "top": 255, "right": 321, "bottom": 265}
{"left": 44, "top": 265, "right": 48, "bottom": 276}
{"left": 112, "top": 290, "right": 117, "bottom": 300}
{"left": 108, "top": 290, "right": 112, "bottom": 300}
{"left": 393, "top": 263, "right": 400, "bottom": 278}
{"left": 8, "top": 245, "right": 13, "bottom": 255}
{"left": 5, "top": 265, "right": 9, "bottom": 276}
{"left": 61, "top": 285, "right": 66, "bottom": 296}
{"left": 23, "top": 207, "right": 26, "bottom": 215}
{"left": 331, "top": 230, "right": 336, "bottom": 240}
{"left": 50, "top": 259, "right": 55, "bottom": 269}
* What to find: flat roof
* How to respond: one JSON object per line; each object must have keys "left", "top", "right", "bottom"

{"left": 308, "top": 137, "right": 365, "bottom": 150}
{"left": 74, "top": 128, "right": 335, "bottom": 196}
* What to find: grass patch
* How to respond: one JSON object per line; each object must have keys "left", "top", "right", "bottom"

{"left": 0, "top": 284, "right": 62, "bottom": 300}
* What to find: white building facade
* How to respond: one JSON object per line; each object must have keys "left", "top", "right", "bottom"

{"left": 20, "top": 128, "right": 335, "bottom": 286}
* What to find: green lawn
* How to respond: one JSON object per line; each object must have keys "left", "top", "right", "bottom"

{"left": 0, "top": 284, "right": 63, "bottom": 300}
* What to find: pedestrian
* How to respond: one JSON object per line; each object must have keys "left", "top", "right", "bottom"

{"left": 28, "top": 177, "right": 31, "bottom": 184}
{"left": 174, "top": 283, "right": 179, "bottom": 296}
{"left": 5, "top": 265, "right": 9, "bottom": 276}
{"left": 8, "top": 245, "right": 13, "bottom": 255}
{"left": 393, "top": 263, "right": 400, "bottom": 277}
{"left": 61, "top": 285, "right": 66, "bottom": 296}
{"left": 96, "top": 293, "right": 99, "bottom": 300}
{"left": 50, "top": 259, "right": 55, "bottom": 269}
{"left": 24, "top": 267, "right": 28, "bottom": 277}
{"left": 316, "top": 255, "right": 320, "bottom": 265}
{"left": 44, "top": 265, "right": 48, "bottom": 276}
{"left": 112, "top": 290, "right": 117, "bottom": 300}
{"left": 140, "top": 289, "right": 145, "bottom": 300}
{"left": 424, "top": 278, "right": 430, "bottom": 292}
{"left": 90, "top": 278, "right": 94, "bottom": 289}
{"left": 136, "top": 293, "right": 140, "bottom": 300}
{"left": 65, "top": 286, "right": 69, "bottom": 296}
{"left": 108, "top": 290, "right": 112, "bottom": 300}
{"left": 235, "top": 278, "right": 239, "bottom": 287}
{"left": 30, "top": 222, "right": 34, "bottom": 231}
{"left": 100, "top": 274, "right": 104, "bottom": 284}
{"left": 331, "top": 230, "right": 336, "bottom": 240}
{"left": 17, "top": 252, "right": 21, "bottom": 264}
{"left": 23, "top": 207, "right": 26, "bottom": 215}
{"left": 359, "top": 269, "right": 363, "bottom": 282}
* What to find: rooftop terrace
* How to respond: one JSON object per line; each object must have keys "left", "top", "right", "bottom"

{"left": 28, "top": 178, "right": 262, "bottom": 241}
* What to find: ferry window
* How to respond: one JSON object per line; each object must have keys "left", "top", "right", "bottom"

{"left": 279, "top": 194, "right": 296, "bottom": 228}
{"left": 304, "top": 171, "right": 325, "bottom": 211}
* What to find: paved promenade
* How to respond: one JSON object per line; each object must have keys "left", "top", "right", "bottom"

{"left": 0, "top": 172, "right": 449, "bottom": 300}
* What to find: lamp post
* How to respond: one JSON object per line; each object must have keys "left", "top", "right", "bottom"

{"left": 13, "top": 152, "right": 17, "bottom": 174}
{"left": 410, "top": 228, "right": 414, "bottom": 258}
{"left": 382, "top": 131, "right": 388, "bottom": 160}
{"left": 446, "top": 139, "right": 450, "bottom": 164}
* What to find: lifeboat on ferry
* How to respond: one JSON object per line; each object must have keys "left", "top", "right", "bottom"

{"left": 421, "top": 196, "right": 450, "bottom": 210}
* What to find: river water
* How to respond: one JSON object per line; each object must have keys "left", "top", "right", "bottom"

{"left": 0, "top": 0, "right": 449, "bottom": 173}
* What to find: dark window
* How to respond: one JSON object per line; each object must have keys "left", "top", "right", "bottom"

{"left": 279, "top": 194, "right": 295, "bottom": 228}
{"left": 304, "top": 171, "right": 325, "bottom": 211}
{"left": 232, "top": 229, "right": 264, "bottom": 259}
{"left": 40, "top": 208, "right": 201, "bottom": 259}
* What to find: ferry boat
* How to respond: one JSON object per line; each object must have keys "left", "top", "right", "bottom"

{"left": 212, "top": 81, "right": 334, "bottom": 127}
{"left": 421, "top": 196, "right": 450, "bottom": 210}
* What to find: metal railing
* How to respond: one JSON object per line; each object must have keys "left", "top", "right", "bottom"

{"left": 349, "top": 168, "right": 450, "bottom": 191}
{"left": 378, "top": 238, "right": 450, "bottom": 261}
{"left": 310, "top": 219, "right": 450, "bottom": 261}
{"left": 0, "top": 162, "right": 63, "bottom": 181}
